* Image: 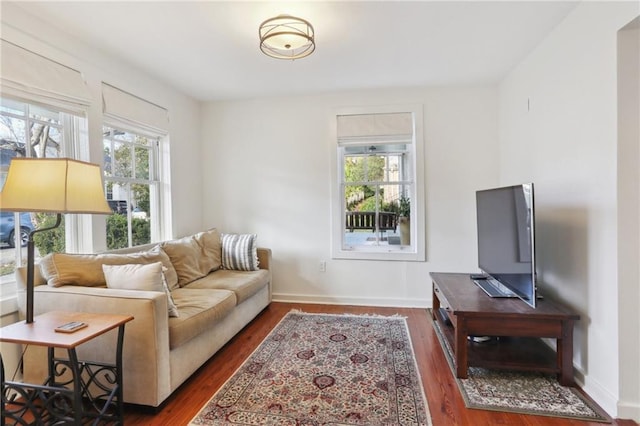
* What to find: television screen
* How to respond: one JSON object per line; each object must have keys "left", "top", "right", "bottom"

{"left": 476, "top": 183, "right": 537, "bottom": 308}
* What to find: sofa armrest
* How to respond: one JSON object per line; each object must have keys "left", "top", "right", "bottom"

{"left": 257, "top": 247, "right": 271, "bottom": 271}
{"left": 22, "top": 285, "right": 172, "bottom": 406}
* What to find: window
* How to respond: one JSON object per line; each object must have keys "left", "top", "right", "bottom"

{"left": 1, "top": 97, "right": 88, "bottom": 300}
{"left": 100, "top": 83, "right": 170, "bottom": 249}
{"left": 103, "top": 126, "right": 160, "bottom": 249}
{"left": 331, "top": 106, "right": 425, "bottom": 261}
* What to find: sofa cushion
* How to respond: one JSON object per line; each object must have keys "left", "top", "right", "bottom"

{"left": 221, "top": 233, "right": 259, "bottom": 271}
{"left": 39, "top": 246, "right": 179, "bottom": 289}
{"left": 102, "top": 262, "right": 179, "bottom": 317}
{"left": 195, "top": 229, "right": 222, "bottom": 271}
{"left": 185, "top": 269, "right": 269, "bottom": 304}
{"left": 161, "top": 229, "right": 222, "bottom": 287}
{"left": 168, "top": 288, "right": 236, "bottom": 349}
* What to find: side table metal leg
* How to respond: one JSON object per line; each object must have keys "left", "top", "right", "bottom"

{"left": 1, "top": 354, "right": 5, "bottom": 426}
{"left": 67, "top": 348, "right": 84, "bottom": 425}
{"left": 115, "top": 324, "right": 126, "bottom": 423}
{"left": 47, "top": 347, "right": 55, "bottom": 386}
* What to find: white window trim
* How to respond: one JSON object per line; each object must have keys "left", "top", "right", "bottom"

{"left": 330, "top": 104, "right": 426, "bottom": 261}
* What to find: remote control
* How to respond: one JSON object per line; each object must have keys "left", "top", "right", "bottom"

{"left": 55, "top": 321, "right": 88, "bottom": 333}
{"left": 470, "top": 273, "right": 488, "bottom": 280}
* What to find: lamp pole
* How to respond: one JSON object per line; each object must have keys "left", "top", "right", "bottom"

{"left": 25, "top": 214, "right": 62, "bottom": 324}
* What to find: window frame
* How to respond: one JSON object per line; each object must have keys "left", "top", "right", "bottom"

{"left": 102, "top": 123, "right": 163, "bottom": 249}
{"left": 330, "top": 104, "right": 426, "bottom": 261}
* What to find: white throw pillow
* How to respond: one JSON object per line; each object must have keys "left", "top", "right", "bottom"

{"left": 102, "top": 262, "right": 179, "bottom": 317}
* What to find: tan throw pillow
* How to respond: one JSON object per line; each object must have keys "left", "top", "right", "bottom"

{"left": 161, "top": 229, "right": 222, "bottom": 287}
{"left": 194, "top": 228, "right": 222, "bottom": 273}
{"left": 39, "top": 246, "right": 179, "bottom": 290}
{"left": 161, "top": 235, "right": 203, "bottom": 287}
{"left": 102, "top": 262, "right": 179, "bottom": 317}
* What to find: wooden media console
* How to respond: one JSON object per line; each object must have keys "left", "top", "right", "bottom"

{"left": 430, "top": 272, "right": 580, "bottom": 386}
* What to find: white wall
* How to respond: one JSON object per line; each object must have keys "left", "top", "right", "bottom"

{"left": 202, "top": 87, "right": 498, "bottom": 307}
{"left": 499, "top": 2, "right": 639, "bottom": 420}
{"left": 617, "top": 18, "right": 640, "bottom": 422}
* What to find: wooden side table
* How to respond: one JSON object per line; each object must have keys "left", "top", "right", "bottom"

{"left": 1, "top": 311, "right": 133, "bottom": 425}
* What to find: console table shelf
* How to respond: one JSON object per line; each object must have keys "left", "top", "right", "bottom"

{"left": 437, "top": 313, "right": 558, "bottom": 372}
{"left": 431, "top": 272, "right": 580, "bottom": 386}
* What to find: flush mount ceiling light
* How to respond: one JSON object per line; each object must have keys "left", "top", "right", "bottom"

{"left": 259, "top": 14, "right": 315, "bottom": 60}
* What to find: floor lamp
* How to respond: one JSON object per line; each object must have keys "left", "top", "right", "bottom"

{"left": 0, "top": 158, "right": 111, "bottom": 324}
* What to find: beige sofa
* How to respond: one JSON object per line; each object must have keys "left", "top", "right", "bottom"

{"left": 16, "top": 229, "right": 271, "bottom": 407}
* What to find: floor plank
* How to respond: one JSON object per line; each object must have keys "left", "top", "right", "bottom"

{"left": 123, "top": 302, "right": 637, "bottom": 426}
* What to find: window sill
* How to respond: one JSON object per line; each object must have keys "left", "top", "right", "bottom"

{"left": 333, "top": 247, "right": 425, "bottom": 262}
{"left": 0, "top": 296, "right": 18, "bottom": 317}
{"left": 0, "top": 296, "right": 18, "bottom": 316}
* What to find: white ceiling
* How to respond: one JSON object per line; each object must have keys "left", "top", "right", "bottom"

{"left": 12, "top": 1, "right": 579, "bottom": 102}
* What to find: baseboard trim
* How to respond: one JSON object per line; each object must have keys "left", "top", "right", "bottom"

{"left": 578, "top": 370, "right": 619, "bottom": 419}
{"left": 272, "top": 292, "right": 430, "bottom": 308}
{"left": 617, "top": 400, "right": 640, "bottom": 423}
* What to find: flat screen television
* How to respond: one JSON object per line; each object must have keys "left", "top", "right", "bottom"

{"left": 475, "top": 183, "right": 538, "bottom": 308}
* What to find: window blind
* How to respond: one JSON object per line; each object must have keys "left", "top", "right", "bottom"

{"left": 337, "top": 112, "right": 413, "bottom": 146}
{"left": 102, "top": 83, "right": 169, "bottom": 134}
{"left": 0, "top": 39, "right": 91, "bottom": 114}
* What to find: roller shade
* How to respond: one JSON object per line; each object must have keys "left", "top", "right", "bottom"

{"left": 337, "top": 112, "right": 413, "bottom": 146}
{"left": 102, "top": 83, "right": 169, "bottom": 134}
{"left": 0, "top": 39, "right": 91, "bottom": 114}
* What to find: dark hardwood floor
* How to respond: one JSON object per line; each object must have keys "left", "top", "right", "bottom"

{"left": 123, "top": 302, "right": 637, "bottom": 426}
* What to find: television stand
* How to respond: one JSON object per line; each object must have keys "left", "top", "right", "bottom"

{"left": 430, "top": 272, "right": 580, "bottom": 386}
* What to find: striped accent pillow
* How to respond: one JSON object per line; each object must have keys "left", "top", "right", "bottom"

{"left": 221, "top": 233, "right": 259, "bottom": 271}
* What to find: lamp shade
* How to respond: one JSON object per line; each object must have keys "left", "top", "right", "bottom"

{"left": 0, "top": 158, "right": 112, "bottom": 214}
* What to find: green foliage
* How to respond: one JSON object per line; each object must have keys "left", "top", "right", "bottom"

{"left": 344, "top": 157, "right": 363, "bottom": 182}
{"left": 398, "top": 196, "right": 410, "bottom": 218}
{"left": 106, "top": 214, "right": 150, "bottom": 250}
{"left": 106, "top": 214, "right": 128, "bottom": 250}
{"left": 358, "top": 197, "right": 378, "bottom": 211}
{"left": 354, "top": 196, "right": 399, "bottom": 213}
{"left": 132, "top": 217, "right": 150, "bottom": 246}
{"left": 132, "top": 183, "right": 150, "bottom": 213}
{"left": 344, "top": 155, "right": 385, "bottom": 207}
{"left": 113, "top": 142, "right": 132, "bottom": 178}
{"left": 32, "top": 213, "right": 65, "bottom": 255}
{"left": 364, "top": 156, "right": 385, "bottom": 181}
{"left": 381, "top": 200, "right": 399, "bottom": 213}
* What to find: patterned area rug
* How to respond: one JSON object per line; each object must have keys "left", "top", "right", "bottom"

{"left": 431, "top": 312, "right": 610, "bottom": 423}
{"left": 190, "top": 311, "right": 432, "bottom": 425}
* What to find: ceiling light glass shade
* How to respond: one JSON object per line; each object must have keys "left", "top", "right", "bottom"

{"left": 259, "top": 15, "right": 315, "bottom": 60}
